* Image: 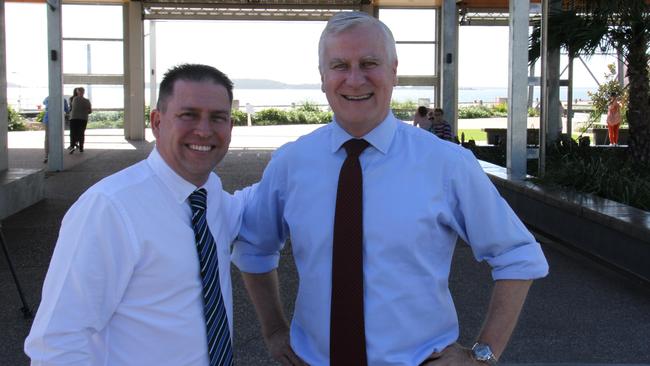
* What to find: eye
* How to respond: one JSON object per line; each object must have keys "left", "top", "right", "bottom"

{"left": 361, "top": 60, "right": 378, "bottom": 69}
{"left": 211, "top": 114, "right": 229, "bottom": 123}
{"left": 331, "top": 63, "right": 348, "bottom": 71}
{"left": 178, "top": 112, "right": 197, "bottom": 121}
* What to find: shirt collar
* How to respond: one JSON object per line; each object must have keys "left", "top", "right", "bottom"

{"left": 146, "top": 146, "right": 222, "bottom": 205}
{"left": 330, "top": 111, "right": 397, "bottom": 155}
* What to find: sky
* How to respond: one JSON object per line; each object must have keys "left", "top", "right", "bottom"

{"left": 5, "top": 3, "right": 617, "bottom": 90}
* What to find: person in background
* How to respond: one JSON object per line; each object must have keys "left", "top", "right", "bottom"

{"left": 68, "top": 87, "right": 92, "bottom": 154}
{"left": 232, "top": 11, "right": 548, "bottom": 366}
{"left": 429, "top": 107, "right": 453, "bottom": 142}
{"left": 413, "top": 105, "right": 432, "bottom": 130}
{"left": 606, "top": 92, "right": 622, "bottom": 146}
{"left": 25, "top": 64, "right": 247, "bottom": 366}
{"left": 41, "top": 95, "right": 70, "bottom": 163}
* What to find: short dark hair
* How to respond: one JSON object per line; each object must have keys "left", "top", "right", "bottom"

{"left": 417, "top": 106, "right": 428, "bottom": 117}
{"left": 156, "top": 64, "right": 234, "bottom": 112}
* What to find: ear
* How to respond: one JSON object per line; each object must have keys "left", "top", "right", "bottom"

{"left": 150, "top": 109, "right": 162, "bottom": 138}
{"left": 392, "top": 60, "right": 399, "bottom": 86}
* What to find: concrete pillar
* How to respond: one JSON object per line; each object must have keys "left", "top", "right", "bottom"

{"left": 47, "top": 0, "right": 64, "bottom": 171}
{"left": 545, "top": 0, "right": 562, "bottom": 141}
{"left": 149, "top": 20, "right": 157, "bottom": 108}
{"left": 441, "top": 0, "right": 458, "bottom": 133}
{"left": 507, "top": 0, "right": 529, "bottom": 180}
{"left": 0, "top": 0, "right": 8, "bottom": 172}
{"left": 123, "top": 1, "right": 145, "bottom": 140}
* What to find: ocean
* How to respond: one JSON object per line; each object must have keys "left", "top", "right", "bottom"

{"left": 6, "top": 85, "right": 596, "bottom": 111}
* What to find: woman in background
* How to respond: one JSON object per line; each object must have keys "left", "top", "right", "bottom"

{"left": 69, "top": 87, "right": 92, "bottom": 154}
{"left": 606, "top": 93, "right": 622, "bottom": 146}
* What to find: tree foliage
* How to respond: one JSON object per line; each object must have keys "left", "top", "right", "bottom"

{"left": 529, "top": 0, "right": 650, "bottom": 165}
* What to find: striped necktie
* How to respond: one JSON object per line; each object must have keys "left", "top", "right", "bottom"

{"left": 189, "top": 188, "right": 233, "bottom": 366}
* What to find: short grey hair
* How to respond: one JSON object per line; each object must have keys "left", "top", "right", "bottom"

{"left": 318, "top": 11, "right": 398, "bottom": 72}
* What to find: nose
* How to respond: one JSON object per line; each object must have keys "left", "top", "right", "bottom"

{"left": 194, "top": 114, "right": 213, "bottom": 138}
{"left": 345, "top": 66, "right": 366, "bottom": 88}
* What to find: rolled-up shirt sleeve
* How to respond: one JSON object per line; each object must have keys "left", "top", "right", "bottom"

{"left": 232, "top": 153, "right": 289, "bottom": 274}
{"left": 446, "top": 149, "right": 549, "bottom": 281}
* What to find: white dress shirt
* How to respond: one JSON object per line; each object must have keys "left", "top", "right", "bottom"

{"left": 25, "top": 148, "right": 245, "bottom": 366}
{"left": 232, "top": 112, "right": 549, "bottom": 366}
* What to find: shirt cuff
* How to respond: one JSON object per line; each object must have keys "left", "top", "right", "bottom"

{"left": 489, "top": 242, "right": 549, "bottom": 281}
{"left": 231, "top": 240, "right": 281, "bottom": 273}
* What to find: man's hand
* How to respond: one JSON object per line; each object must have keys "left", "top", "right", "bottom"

{"left": 420, "top": 343, "right": 484, "bottom": 366}
{"left": 264, "top": 327, "right": 308, "bottom": 366}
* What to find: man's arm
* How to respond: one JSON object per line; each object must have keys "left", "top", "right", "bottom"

{"left": 25, "top": 193, "right": 136, "bottom": 365}
{"left": 476, "top": 279, "right": 532, "bottom": 358}
{"left": 241, "top": 270, "right": 306, "bottom": 366}
{"left": 424, "top": 279, "right": 532, "bottom": 365}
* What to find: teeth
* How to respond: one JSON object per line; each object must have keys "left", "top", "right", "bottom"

{"left": 188, "top": 144, "right": 212, "bottom": 152}
{"left": 344, "top": 94, "right": 372, "bottom": 101}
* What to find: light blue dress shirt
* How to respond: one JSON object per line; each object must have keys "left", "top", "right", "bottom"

{"left": 232, "top": 112, "right": 548, "bottom": 366}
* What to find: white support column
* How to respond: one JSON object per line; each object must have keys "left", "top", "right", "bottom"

{"left": 149, "top": 20, "right": 157, "bottom": 108}
{"left": 47, "top": 0, "right": 64, "bottom": 171}
{"left": 441, "top": 0, "right": 458, "bottom": 133}
{"left": 507, "top": 0, "right": 529, "bottom": 180}
{"left": 0, "top": 0, "right": 8, "bottom": 172}
{"left": 123, "top": 1, "right": 145, "bottom": 140}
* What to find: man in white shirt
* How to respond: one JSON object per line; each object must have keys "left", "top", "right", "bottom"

{"left": 232, "top": 12, "right": 549, "bottom": 366}
{"left": 25, "top": 64, "right": 243, "bottom": 366}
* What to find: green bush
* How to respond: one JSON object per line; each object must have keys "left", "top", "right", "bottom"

{"left": 36, "top": 110, "right": 45, "bottom": 123}
{"left": 87, "top": 119, "right": 124, "bottom": 129}
{"left": 231, "top": 109, "right": 248, "bottom": 126}
{"left": 144, "top": 105, "right": 151, "bottom": 127}
{"left": 89, "top": 110, "right": 123, "bottom": 123}
{"left": 8, "top": 105, "right": 27, "bottom": 131}
{"left": 490, "top": 103, "right": 508, "bottom": 117}
{"left": 458, "top": 105, "right": 493, "bottom": 119}
{"left": 391, "top": 99, "right": 417, "bottom": 120}
{"left": 295, "top": 101, "right": 322, "bottom": 113}
{"left": 254, "top": 108, "right": 289, "bottom": 125}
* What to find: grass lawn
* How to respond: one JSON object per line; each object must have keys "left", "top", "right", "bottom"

{"left": 458, "top": 129, "right": 487, "bottom": 142}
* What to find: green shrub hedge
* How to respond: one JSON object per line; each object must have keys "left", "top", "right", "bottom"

{"left": 8, "top": 105, "right": 27, "bottom": 131}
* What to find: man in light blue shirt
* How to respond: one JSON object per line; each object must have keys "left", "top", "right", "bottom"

{"left": 41, "top": 96, "right": 70, "bottom": 163}
{"left": 232, "top": 12, "right": 548, "bottom": 366}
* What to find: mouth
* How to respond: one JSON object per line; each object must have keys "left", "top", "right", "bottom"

{"left": 187, "top": 144, "right": 214, "bottom": 152}
{"left": 342, "top": 93, "right": 373, "bottom": 101}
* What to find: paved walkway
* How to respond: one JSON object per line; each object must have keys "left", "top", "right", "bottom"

{"left": 2, "top": 126, "right": 649, "bottom": 365}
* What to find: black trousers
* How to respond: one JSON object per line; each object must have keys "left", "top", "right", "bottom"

{"left": 69, "top": 119, "right": 88, "bottom": 149}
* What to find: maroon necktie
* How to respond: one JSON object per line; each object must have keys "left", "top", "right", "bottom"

{"left": 330, "top": 138, "right": 369, "bottom": 366}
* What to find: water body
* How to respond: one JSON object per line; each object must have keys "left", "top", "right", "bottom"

{"left": 7, "top": 85, "right": 596, "bottom": 111}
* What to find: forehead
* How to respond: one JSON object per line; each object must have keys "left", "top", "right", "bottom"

{"left": 323, "top": 23, "right": 386, "bottom": 60}
{"left": 168, "top": 79, "right": 230, "bottom": 109}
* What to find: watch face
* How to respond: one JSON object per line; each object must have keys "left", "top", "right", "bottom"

{"left": 472, "top": 343, "right": 495, "bottom": 361}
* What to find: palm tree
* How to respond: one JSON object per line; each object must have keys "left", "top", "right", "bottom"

{"left": 530, "top": 0, "right": 650, "bottom": 165}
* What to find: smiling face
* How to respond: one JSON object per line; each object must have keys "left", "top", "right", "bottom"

{"left": 320, "top": 23, "right": 398, "bottom": 137}
{"left": 151, "top": 79, "right": 233, "bottom": 186}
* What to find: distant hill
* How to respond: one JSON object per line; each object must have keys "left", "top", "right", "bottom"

{"left": 233, "top": 79, "right": 319, "bottom": 89}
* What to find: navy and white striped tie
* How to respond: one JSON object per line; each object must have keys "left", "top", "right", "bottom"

{"left": 189, "top": 188, "right": 233, "bottom": 366}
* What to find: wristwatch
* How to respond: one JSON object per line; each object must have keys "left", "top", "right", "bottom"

{"left": 471, "top": 342, "right": 498, "bottom": 365}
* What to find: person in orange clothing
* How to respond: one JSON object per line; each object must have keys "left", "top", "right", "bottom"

{"left": 606, "top": 93, "right": 622, "bottom": 146}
